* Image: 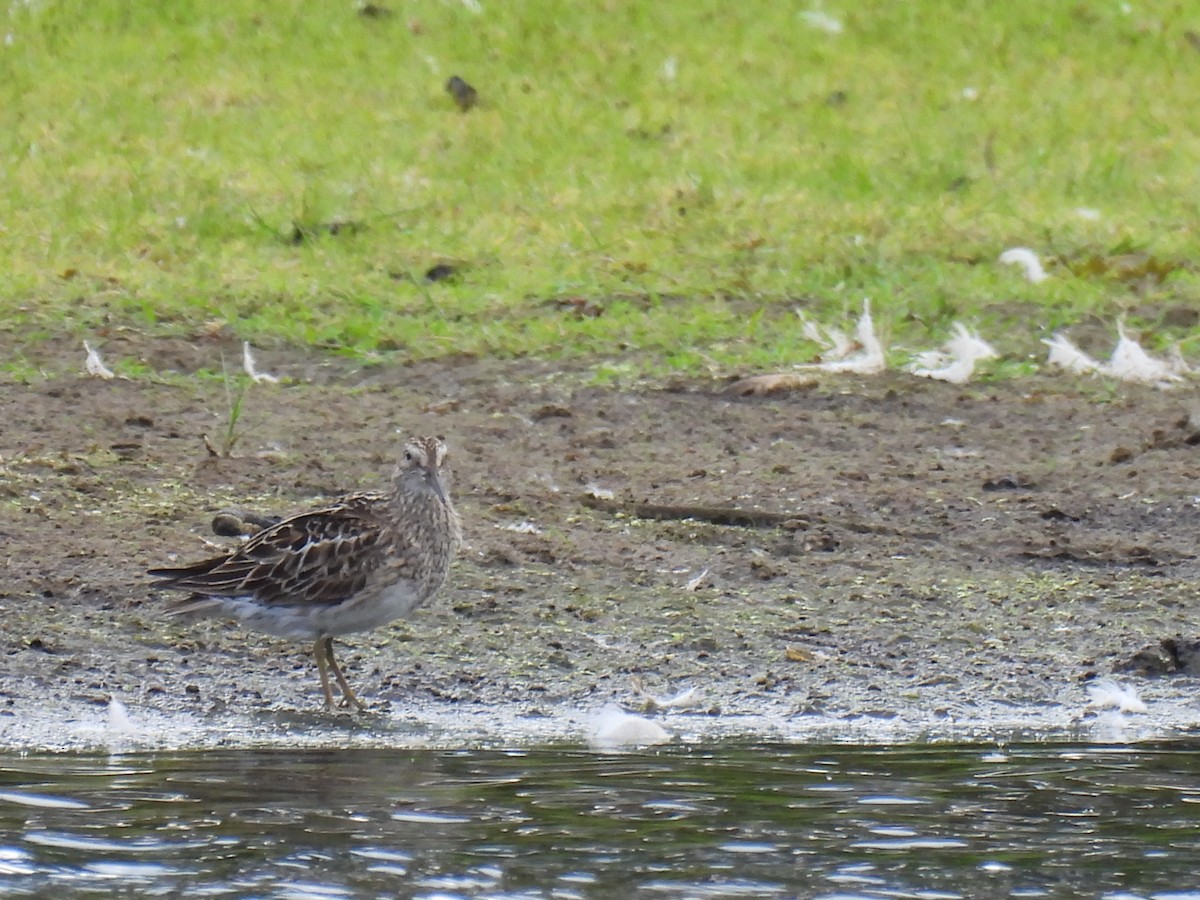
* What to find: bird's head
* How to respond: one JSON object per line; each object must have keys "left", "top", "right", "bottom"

{"left": 395, "top": 435, "right": 451, "bottom": 504}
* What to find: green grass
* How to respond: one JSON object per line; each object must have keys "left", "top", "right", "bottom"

{"left": 1, "top": 0, "right": 1198, "bottom": 374}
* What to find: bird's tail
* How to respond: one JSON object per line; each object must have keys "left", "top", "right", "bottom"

{"left": 150, "top": 559, "right": 230, "bottom": 618}
{"left": 148, "top": 556, "right": 226, "bottom": 582}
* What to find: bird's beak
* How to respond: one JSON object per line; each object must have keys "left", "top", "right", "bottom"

{"left": 427, "top": 469, "right": 447, "bottom": 503}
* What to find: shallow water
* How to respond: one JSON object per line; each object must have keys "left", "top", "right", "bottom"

{"left": 2, "top": 741, "right": 1200, "bottom": 898}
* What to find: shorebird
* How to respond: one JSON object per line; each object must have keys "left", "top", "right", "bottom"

{"left": 149, "top": 435, "right": 460, "bottom": 711}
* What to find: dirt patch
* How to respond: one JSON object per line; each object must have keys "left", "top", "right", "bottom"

{"left": 3, "top": 336, "right": 1200, "bottom": 749}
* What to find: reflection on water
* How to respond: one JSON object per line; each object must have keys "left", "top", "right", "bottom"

{"left": 2, "top": 742, "right": 1200, "bottom": 897}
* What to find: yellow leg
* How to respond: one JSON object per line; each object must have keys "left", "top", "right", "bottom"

{"left": 324, "top": 637, "right": 366, "bottom": 712}
{"left": 313, "top": 638, "right": 336, "bottom": 710}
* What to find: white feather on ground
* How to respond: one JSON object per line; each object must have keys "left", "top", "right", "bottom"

{"left": 800, "top": 8, "right": 843, "bottom": 34}
{"left": 500, "top": 520, "right": 541, "bottom": 534}
{"left": 726, "top": 301, "right": 883, "bottom": 394}
{"left": 999, "top": 247, "right": 1049, "bottom": 283}
{"left": 800, "top": 300, "right": 886, "bottom": 375}
{"left": 630, "top": 676, "right": 703, "bottom": 711}
{"left": 683, "top": 568, "right": 709, "bottom": 592}
{"left": 1103, "top": 324, "right": 1183, "bottom": 388}
{"left": 798, "top": 314, "right": 853, "bottom": 361}
{"left": 242, "top": 342, "right": 280, "bottom": 384}
{"left": 1085, "top": 678, "right": 1148, "bottom": 714}
{"left": 588, "top": 707, "right": 671, "bottom": 749}
{"left": 910, "top": 323, "right": 998, "bottom": 384}
{"left": 106, "top": 696, "right": 142, "bottom": 738}
{"left": 1044, "top": 327, "right": 1188, "bottom": 389}
{"left": 1042, "top": 333, "right": 1101, "bottom": 375}
{"left": 83, "top": 342, "right": 115, "bottom": 379}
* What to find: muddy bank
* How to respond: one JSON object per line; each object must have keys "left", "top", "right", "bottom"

{"left": 3, "top": 337, "right": 1200, "bottom": 750}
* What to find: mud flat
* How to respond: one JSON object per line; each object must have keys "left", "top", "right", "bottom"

{"left": 3, "top": 340, "right": 1199, "bottom": 750}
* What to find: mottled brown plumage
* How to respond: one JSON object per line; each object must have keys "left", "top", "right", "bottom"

{"left": 149, "top": 436, "right": 460, "bottom": 710}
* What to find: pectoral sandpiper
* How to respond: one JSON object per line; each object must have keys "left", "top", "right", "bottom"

{"left": 149, "top": 436, "right": 460, "bottom": 711}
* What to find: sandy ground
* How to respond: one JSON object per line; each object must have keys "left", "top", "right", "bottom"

{"left": 3, "top": 335, "right": 1200, "bottom": 751}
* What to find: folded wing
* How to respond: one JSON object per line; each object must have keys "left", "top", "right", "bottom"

{"left": 149, "top": 506, "right": 387, "bottom": 608}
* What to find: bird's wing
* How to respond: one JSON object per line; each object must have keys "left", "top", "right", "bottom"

{"left": 149, "top": 504, "right": 388, "bottom": 608}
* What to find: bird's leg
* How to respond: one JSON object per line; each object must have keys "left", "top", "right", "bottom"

{"left": 313, "top": 638, "right": 337, "bottom": 710}
{"left": 324, "top": 637, "right": 366, "bottom": 712}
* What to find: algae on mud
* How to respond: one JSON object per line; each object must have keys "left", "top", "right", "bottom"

{"left": 2, "top": 338, "right": 1200, "bottom": 749}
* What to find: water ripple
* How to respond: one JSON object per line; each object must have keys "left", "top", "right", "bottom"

{"left": 0, "top": 742, "right": 1198, "bottom": 896}
{"left": 0, "top": 791, "right": 89, "bottom": 810}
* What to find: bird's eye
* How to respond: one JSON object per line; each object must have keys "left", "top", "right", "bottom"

{"left": 403, "top": 450, "right": 414, "bottom": 462}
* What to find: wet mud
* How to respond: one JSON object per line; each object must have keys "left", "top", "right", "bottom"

{"left": 3, "top": 336, "right": 1200, "bottom": 750}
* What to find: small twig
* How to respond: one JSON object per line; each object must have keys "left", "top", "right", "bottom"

{"left": 581, "top": 493, "right": 943, "bottom": 542}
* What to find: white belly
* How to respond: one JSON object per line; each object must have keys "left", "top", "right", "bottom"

{"left": 220, "top": 580, "right": 424, "bottom": 641}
